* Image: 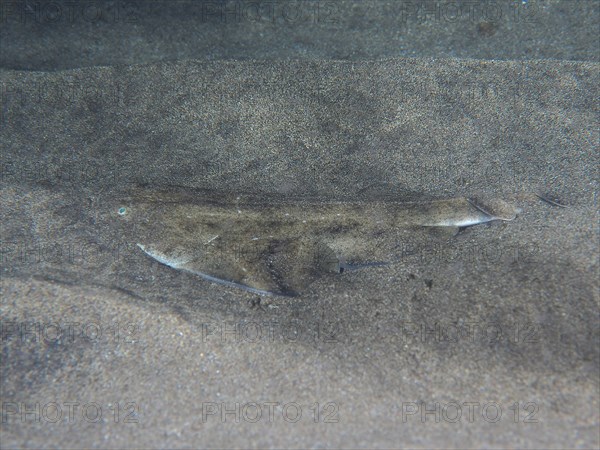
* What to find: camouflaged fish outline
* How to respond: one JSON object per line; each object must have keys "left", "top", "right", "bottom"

{"left": 116, "top": 189, "right": 520, "bottom": 296}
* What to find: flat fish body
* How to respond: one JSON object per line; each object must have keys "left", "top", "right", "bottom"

{"left": 116, "top": 189, "right": 518, "bottom": 296}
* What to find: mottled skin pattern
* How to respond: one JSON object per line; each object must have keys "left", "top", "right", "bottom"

{"left": 116, "top": 189, "right": 518, "bottom": 296}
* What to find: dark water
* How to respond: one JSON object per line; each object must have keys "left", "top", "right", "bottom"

{"left": 1, "top": 1, "right": 598, "bottom": 448}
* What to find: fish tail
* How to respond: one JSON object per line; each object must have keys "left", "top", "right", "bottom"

{"left": 466, "top": 197, "right": 520, "bottom": 221}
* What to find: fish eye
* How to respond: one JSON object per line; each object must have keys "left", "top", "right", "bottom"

{"left": 118, "top": 207, "right": 127, "bottom": 216}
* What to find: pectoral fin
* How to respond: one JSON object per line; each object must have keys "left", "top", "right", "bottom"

{"left": 138, "top": 238, "right": 340, "bottom": 296}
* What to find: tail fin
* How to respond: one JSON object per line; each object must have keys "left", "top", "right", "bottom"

{"left": 467, "top": 197, "right": 520, "bottom": 221}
